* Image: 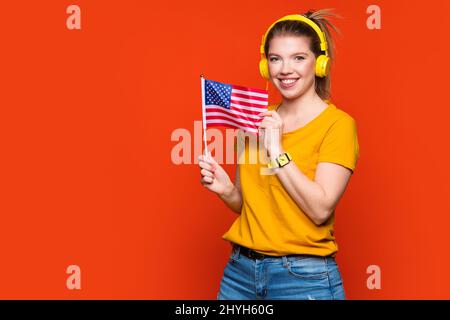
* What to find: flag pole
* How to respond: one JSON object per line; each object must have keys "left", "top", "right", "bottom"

{"left": 200, "top": 74, "right": 209, "bottom": 157}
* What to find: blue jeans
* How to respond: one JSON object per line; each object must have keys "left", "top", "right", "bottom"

{"left": 217, "top": 245, "right": 346, "bottom": 300}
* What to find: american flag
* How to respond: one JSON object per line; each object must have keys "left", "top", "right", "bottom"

{"left": 202, "top": 78, "right": 268, "bottom": 134}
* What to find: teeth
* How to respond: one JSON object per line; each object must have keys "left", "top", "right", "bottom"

{"left": 281, "top": 79, "right": 297, "bottom": 84}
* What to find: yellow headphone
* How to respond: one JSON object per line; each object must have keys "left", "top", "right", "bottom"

{"left": 259, "top": 14, "right": 330, "bottom": 80}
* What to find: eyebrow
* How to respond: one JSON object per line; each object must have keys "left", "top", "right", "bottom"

{"left": 268, "top": 52, "right": 309, "bottom": 56}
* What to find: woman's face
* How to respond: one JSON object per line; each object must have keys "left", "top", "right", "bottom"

{"left": 267, "top": 35, "right": 316, "bottom": 100}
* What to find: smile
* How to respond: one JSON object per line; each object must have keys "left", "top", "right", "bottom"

{"left": 278, "top": 78, "right": 299, "bottom": 89}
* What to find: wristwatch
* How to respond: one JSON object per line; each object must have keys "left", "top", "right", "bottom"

{"left": 267, "top": 152, "right": 292, "bottom": 168}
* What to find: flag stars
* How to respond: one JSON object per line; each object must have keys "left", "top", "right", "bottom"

{"left": 205, "top": 79, "right": 232, "bottom": 109}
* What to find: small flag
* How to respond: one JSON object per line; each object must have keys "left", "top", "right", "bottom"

{"left": 201, "top": 78, "right": 268, "bottom": 134}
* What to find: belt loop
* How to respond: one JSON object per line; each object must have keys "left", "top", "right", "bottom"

{"left": 235, "top": 244, "right": 241, "bottom": 259}
{"left": 282, "top": 256, "right": 289, "bottom": 267}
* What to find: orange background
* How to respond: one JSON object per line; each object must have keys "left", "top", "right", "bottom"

{"left": 0, "top": 0, "right": 449, "bottom": 299}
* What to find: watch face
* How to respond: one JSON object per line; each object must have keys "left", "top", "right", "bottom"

{"left": 279, "top": 157, "right": 288, "bottom": 165}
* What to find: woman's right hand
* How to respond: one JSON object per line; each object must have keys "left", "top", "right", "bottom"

{"left": 198, "top": 153, "right": 233, "bottom": 197}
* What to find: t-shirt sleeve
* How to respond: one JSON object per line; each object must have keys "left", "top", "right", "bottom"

{"left": 317, "top": 115, "right": 360, "bottom": 173}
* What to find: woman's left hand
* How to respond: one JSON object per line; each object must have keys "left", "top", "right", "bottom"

{"left": 256, "top": 110, "right": 285, "bottom": 158}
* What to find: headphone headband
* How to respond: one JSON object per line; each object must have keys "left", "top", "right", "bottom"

{"left": 260, "top": 14, "right": 329, "bottom": 56}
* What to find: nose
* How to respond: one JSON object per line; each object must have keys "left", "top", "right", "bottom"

{"left": 280, "top": 61, "right": 293, "bottom": 75}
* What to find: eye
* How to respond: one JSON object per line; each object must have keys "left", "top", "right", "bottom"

{"left": 295, "top": 56, "right": 305, "bottom": 61}
{"left": 269, "top": 57, "right": 279, "bottom": 62}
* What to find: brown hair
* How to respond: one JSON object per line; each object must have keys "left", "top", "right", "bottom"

{"left": 264, "top": 8, "right": 342, "bottom": 100}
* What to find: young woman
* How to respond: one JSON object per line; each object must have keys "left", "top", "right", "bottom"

{"left": 198, "top": 9, "right": 359, "bottom": 300}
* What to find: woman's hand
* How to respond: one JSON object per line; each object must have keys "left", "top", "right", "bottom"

{"left": 198, "top": 153, "right": 234, "bottom": 197}
{"left": 256, "top": 110, "right": 285, "bottom": 158}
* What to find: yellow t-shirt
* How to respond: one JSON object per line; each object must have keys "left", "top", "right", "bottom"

{"left": 222, "top": 100, "right": 360, "bottom": 257}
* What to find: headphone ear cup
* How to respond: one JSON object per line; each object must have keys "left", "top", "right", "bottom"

{"left": 259, "top": 58, "right": 270, "bottom": 80}
{"left": 315, "top": 55, "right": 330, "bottom": 78}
